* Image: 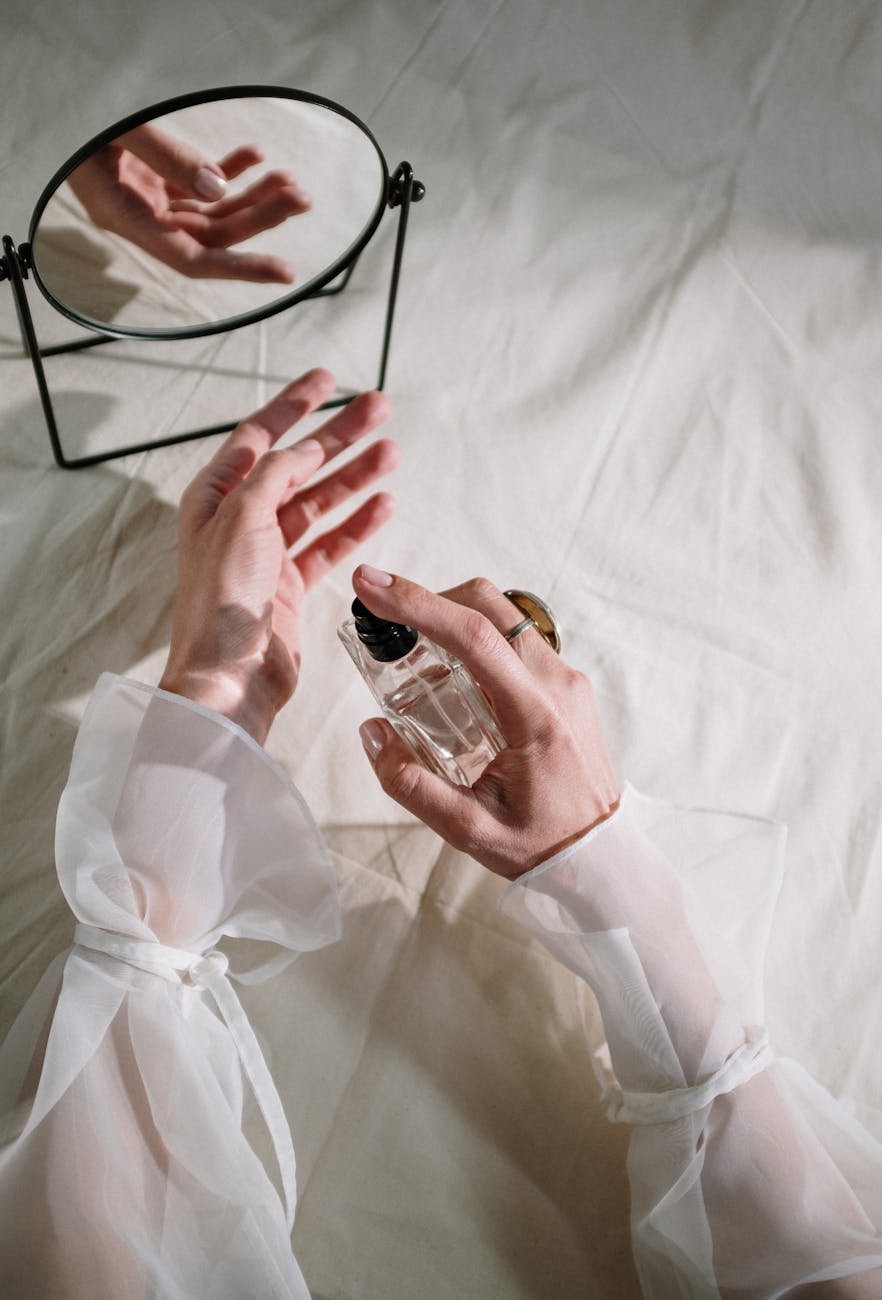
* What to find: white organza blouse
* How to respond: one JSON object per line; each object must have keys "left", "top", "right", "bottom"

{"left": 1, "top": 674, "right": 880, "bottom": 1298}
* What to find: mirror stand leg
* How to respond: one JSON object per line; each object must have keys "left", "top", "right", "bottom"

{"left": 2, "top": 235, "right": 69, "bottom": 468}
{"left": 378, "top": 163, "right": 425, "bottom": 392}
{"left": 3, "top": 236, "right": 242, "bottom": 469}
{"left": 307, "top": 257, "right": 358, "bottom": 300}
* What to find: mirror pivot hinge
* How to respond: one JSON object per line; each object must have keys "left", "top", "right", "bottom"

{"left": 0, "top": 238, "right": 31, "bottom": 281}
{"left": 388, "top": 162, "right": 425, "bottom": 209}
{"left": 9, "top": 241, "right": 30, "bottom": 279}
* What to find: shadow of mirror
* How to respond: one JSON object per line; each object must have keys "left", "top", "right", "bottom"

{"left": 30, "top": 225, "right": 140, "bottom": 322}
{"left": 3, "top": 388, "right": 117, "bottom": 469}
{"left": 13, "top": 312, "right": 373, "bottom": 461}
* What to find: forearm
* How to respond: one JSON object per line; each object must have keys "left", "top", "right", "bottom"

{"left": 519, "top": 808, "right": 743, "bottom": 1088}
{"left": 507, "top": 788, "right": 759, "bottom": 1099}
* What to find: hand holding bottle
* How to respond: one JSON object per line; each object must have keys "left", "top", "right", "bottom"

{"left": 160, "top": 370, "right": 397, "bottom": 743}
{"left": 339, "top": 596, "right": 505, "bottom": 786}
{"left": 353, "top": 567, "right": 620, "bottom": 879}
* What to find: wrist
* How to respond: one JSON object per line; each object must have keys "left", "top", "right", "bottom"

{"left": 506, "top": 795, "right": 622, "bottom": 881}
{"left": 158, "top": 665, "right": 277, "bottom": 744}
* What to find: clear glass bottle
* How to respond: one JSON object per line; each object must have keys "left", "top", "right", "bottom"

{"left": 338, "top": 598, "right": 505, "bottom": 786}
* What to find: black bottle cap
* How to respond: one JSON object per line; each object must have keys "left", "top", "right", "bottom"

{"left": 351, "top": 598, "right": 419, "bottom": 662}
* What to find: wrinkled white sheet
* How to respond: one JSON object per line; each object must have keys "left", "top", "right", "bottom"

{"left": 2, "top": 3, "right": 881, "bottom": 1297}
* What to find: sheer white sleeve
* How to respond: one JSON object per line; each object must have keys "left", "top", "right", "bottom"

{"left": 499, "top": 785, "right": 882, "bottom": 1299}
{"left": 0, "top": 674, "right": 341, "bottom": 1300}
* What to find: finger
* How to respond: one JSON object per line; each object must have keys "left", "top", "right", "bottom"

{"left": 183, "top": 438, "right": 324, "bottom": 531}
{"left": 82, "top": 195, "right": 199, "bottom": 272}
{"left": 184, "top": 376, "right": 387, "bottom": 537}
{"left": 97, "top": 208, "right": 294, "bottom": 283}
{"left": 170, "top": 187, "right": 309, "bottom": 249}
{"left": 351, "top": 570, "right": 549, "bottom": 748}
{"left": 175, "top": 244, "right": 295, "bottom": 282}
{"left": 438, "top": 578, "right": 555, "bottom": 673}
{"left": 295, "top": 493, "right": 396, "bottom": 590}
{"left": 217, "top": 369, "right": 337, "bottom": 465}
{"left": 117, "top": 122, "right": 228, "bottom": 201}
{"left": 217, "top": 144, "right": 265, "bottom": 179}
{"left": 168, "top": 170, "right": 310, "bottom": 223}
{"left": 270, "top": 389, "right": 392, "bottom": 510}
{"left": 358, "top": 717, "right": 485, "bottom": 844}
{"left": 302, "top": 390, "right": 392, "bottom": 464}
{"left": 185, "top": 370, "right": 335, "bottom": 524}
{"left": 278, "top": 437, "right": 400, "bottom": 546}
{"left": 164, "top": 146, "right": 266, "bottom": 201}
{"left": 180, "top": 443, "right": 258, "bottom": 530}
{"left": 233, "top": 441, "right": 327, "bottom": 513}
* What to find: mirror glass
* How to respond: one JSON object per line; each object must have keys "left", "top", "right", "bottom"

{"left": 29, "top": 94, "right": 386, "bottom": 335}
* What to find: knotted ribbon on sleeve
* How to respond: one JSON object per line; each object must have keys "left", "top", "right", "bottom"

{"left": 72, "top": 923, "right": 300, "bottom": 1231}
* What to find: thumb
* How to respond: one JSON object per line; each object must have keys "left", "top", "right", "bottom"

{"left": 359, "top": 718, "right": 478, "bottom": 843}
{"left": 118, "top": 122, "right": 228, "bottom": 201}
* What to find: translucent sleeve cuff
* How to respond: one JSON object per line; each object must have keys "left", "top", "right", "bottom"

{"left": 0, "top": 674, "right": 341, "bottom": 1299}
{"left": 500, "top": 785, "right": 882, "bottom": 1298}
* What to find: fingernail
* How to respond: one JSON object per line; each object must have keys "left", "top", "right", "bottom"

{"left": 359, "top": 720, "right": 386, "bottom": 763}
{"left": 195, "top": 168, "right": 226, "bottom": 200}
{"left": 358, "top": 564, "right": 393, "bottom": 587}
{"left": 296, "top": 438, "right": 322, "bottom": 456}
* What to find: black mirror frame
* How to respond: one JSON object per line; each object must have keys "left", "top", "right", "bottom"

{"left": 1, "top": 84, "right": 424, "bottom": 469}
{"left": 27, "top": 84, "right": 392, "bottom": 342}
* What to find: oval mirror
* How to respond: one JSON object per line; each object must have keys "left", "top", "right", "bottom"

{"left": 28, "top": 87, "right": 388, "bottom": 338}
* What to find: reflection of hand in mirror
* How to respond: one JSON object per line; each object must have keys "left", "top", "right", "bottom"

{"left": 66, "top": 121, "right": 311, "bottom": 283}
{"left": 160, "top": 369, "right": 398, "bottom": 743}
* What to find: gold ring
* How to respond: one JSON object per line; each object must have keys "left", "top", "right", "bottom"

{"left": 503, "top": 589, "right": 562, "bottom": 654}
{"left": 504, "top": 616, "right": 536, "bottom": 643}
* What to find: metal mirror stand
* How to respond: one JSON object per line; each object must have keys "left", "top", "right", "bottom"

{"left": 0, "top": 162, "right": 424, "bottom": 470}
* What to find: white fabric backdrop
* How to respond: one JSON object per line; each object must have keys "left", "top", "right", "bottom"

{"left": 1, "top": 2, "right": 880, "bottom": 1295}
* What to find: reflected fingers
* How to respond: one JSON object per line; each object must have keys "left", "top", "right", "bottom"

{"left": 162, "top": 146, "right": 265, "bottom": 201}
{"left": 170, "top": 170, "right": 309, "bottom": 223}
{"left": 179, "top": 245, "right": 295, "bottom": 282}
{"left": 216, "top": 144, "right": 266, "bottom": 180}
{"left": 172, "top": 191, "right": 307, "bottom": 248}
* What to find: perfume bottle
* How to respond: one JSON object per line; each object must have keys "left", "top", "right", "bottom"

{"left": 339, "top": 599, "right": 505, "bottom": 786}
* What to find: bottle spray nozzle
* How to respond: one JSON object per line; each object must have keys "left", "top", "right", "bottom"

{"left": 351, "top": 598, "right": 419, "bottom": 662}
